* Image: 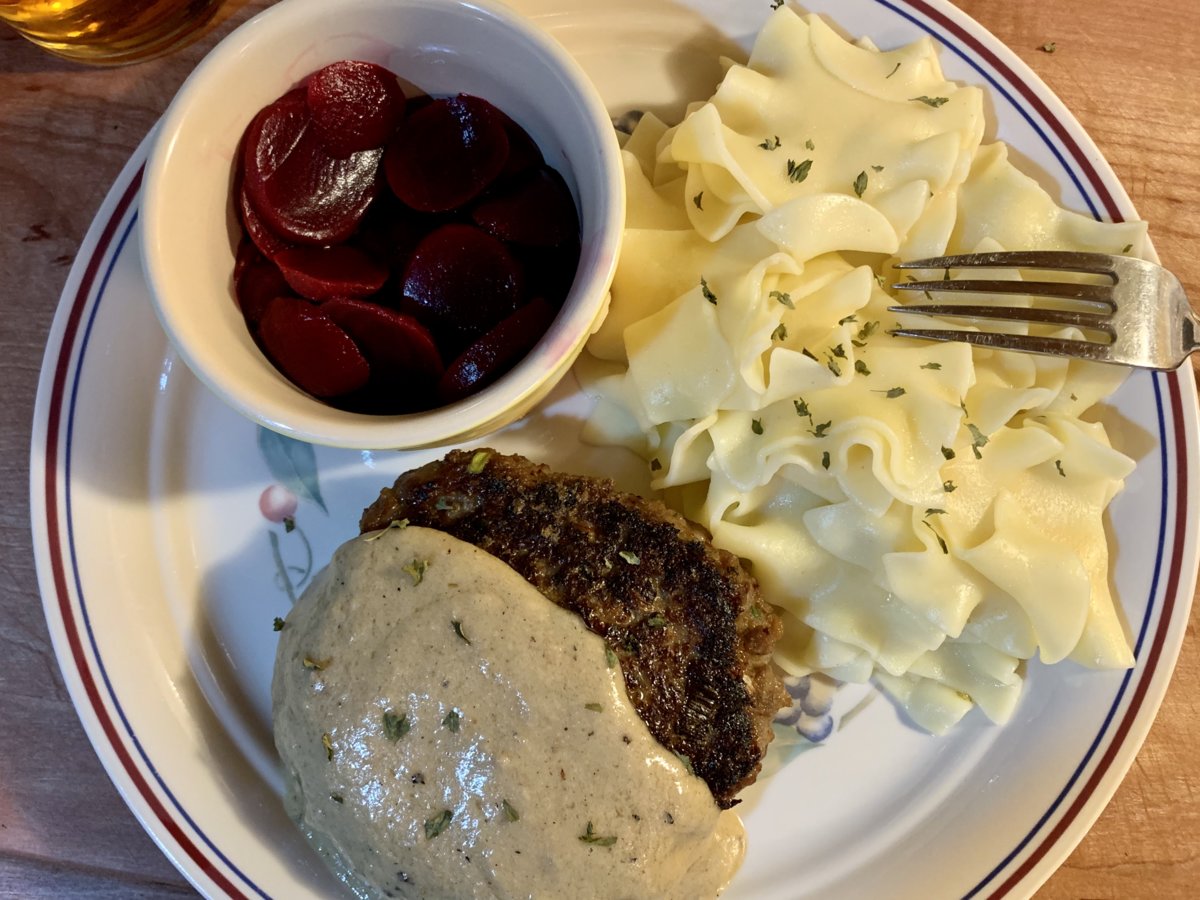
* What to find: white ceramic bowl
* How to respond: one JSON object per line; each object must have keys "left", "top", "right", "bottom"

{"left": 141, "top": 0, "right": 623, "bottom": 449}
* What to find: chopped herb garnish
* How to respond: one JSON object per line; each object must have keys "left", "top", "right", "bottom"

{"left": 802, "top": 347, "right": 818, "bottom": 362}
{"left": 925, "top": 508, "right": 947, "bottom": 517}
{"left": 921, "top": 362, "right": 942, "bottom": 370}
{"left": 759, "top": 134, "right": 782, "bottom": 150}
{"left": 771, "top": 289, "right": 795, "bottom": 308}
{"left": 839, "top": 314, "right": 858, "bottom": 325}
{"left": 786, "top": 158, "right": 813, "bottom": 184}
{"left": 871, "top": 164, "right": 884, "bottom": 172}
{"left": 967, "top": 423, "right": 989, "bottom": 458}
{"left": 878, "top": 387, "right": 906, "bottom": 398}
{"left": 770, "top": 0, "right": 784, "bottom": 9}
{"left": 772, "top": 323, "right": 788, "bottom": 341}
{"left": 693, "top": 191, "right": 704, "bottom": 210}
{"left": 452, "top": 619, "right": 471, "bottom": 645}
{"left": 649, "top": 457, "right": 662, "bottom": 471}
{"left": 322, "top": 732, "right": 334, "bottom": 761}
{"left": 618, "top": 550, "right": 641, "bottom": 565}
{"left": 922, "top": 520, "right": 949, "bottom": 554}
{"left": 700, "top": 276, "right": 718, "bottom": 304}
{"left": 435, "top": 496, "right": 456, "bottom": 511}
{"left": 827, "top": 358, "right": 842, "bottom": 377}
{"left": 886, "top": 62, "right": 901, "bottom": 78}
{"left": 751, "top": 418, "right": 764, "bottom": 435}
{"left": 831, "top": 343, "right": 846, "bottom": 359}
{"left": 646, "top": 614, "right": 667, "bottom": 627}
{"left": 675, "top": 753, "right": 696, "bottom": 775}
{"left": 605, "top": 646, "right": 618, "bottom": 668}
{"left": 821, "top": 451, "right": 831, "bottom": 470}
{"left": 425, "top": 809, "right": 453, "bottom": 840}
{"left": 361, "top": 518, "right": 410, "bottom": 541}
{"left": 584, "top": 702, "right": 604, "bottom": 712}
{"left": 857, "top": 321, "right": 880, "bottom": 342}
{"left": 809, "top": 420, "right": 832, "bottom": 438}
{"left": 911, "top": 95, "right": 950, "bottom": 108}
{"left": 579, "top": 821, "right": 617, "bottom": 847}
{"left": 943, "top": 479, "right": 957, "bottom": 492}
{"left": 804, "top": 138, "right": 815, "bottom": 151}
{"left": 1122, "top": 243, "right": 1133, "bottom": 253}
{"left": 1055, "top": 459, "right": 1066, "bottom": 477}
{"left": 273, "top": 617, "right": 286, "bottom": 632}
{"left": 854, "top": 359, "right": 871, "bottom": 376}
{"left": 402, "top": 558, "right": 428, "bottom": 585}
{"left": 853, "top": 171, "right": 868, "bottom": 197}
{"left": 442, "top": 709, "right": 461, "bottom": 732}
{"left": 330, "top": 793, "right": 344, "bottom": 804}
{"left": 502, "top": 799, "right": 520, "bottom": 822}
{"left": 941, "top": 446, "right": 956, "bottom": 460}
{"left": 794, "top": 398, "right": 812, "bottom": 419}
{"left": 283, "top": 516, "right": 295, "bottom": 533}
{"left": 382, "top": 711, "right": 411, "bottom": 742}
{"left": 467, "top": 450, "right": 491, "bottom": 474}
{"left": 1039, "top": 41, "right": 1057, "bottom": 53}
{"left": 302, "top": 656, "right": 329, "bottom": 671}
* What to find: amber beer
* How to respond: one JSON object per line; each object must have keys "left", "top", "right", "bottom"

{"left": 0, "top": 0, "right": 222, "bottom": 64}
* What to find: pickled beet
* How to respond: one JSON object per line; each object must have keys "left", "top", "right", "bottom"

{"left": 438, "top": 298, "right": 556, "bottom": 403}
{"left": 384, "top": 95, "right": 509, "bottom": 212}
{"left": 238, "top": 182, "right": 296, "bottom": 259}
{"left": 236, "top": 253, "right": 295, "bottom": 325}
{"left": 258, "top": 297, "right": 370, "bottom": 397}
{"left": 401, "top": 223, "right": 523, "bottom": 338}
{"left": 242, "top": 89, "right": 382, "bottom": 245}
{"left": 274, "top": 245, "right": 388, "bottom": 301}
{"left": 471, "top": 166, "right": 579, "bottom": 247}
{"left": 307, "top": 60, "right": 406, "bottom": 158}
{"left": 495, "top": 107, "right": 544, "bottom": 180}
{"left": 324, "top": 298, "right": 443, "bottom": 380}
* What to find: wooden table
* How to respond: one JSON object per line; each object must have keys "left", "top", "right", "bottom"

{"left": 1, "top": 0, "right": 1197, "bottom": 896}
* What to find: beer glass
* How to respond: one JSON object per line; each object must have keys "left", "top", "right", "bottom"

{"left": 0, "top": 0, "right": 223, "bottom": 65}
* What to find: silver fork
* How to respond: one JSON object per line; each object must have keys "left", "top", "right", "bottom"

{"left": 888, "top": 250, "right": 1197, "bottom": 370}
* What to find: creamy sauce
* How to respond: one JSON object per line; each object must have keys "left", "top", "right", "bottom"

{"left": 273, "top": 524, "right": 745, "bottom": 899}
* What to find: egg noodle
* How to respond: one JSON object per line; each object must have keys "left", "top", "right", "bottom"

{"left": 578, "top": 7, "right": 1148, "bottom": 733}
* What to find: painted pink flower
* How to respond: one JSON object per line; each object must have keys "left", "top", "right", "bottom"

{"left": 259, "top": 484, "right": 299, "bottom": 523}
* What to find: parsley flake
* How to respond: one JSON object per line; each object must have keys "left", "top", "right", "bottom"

{"left": 649, "top": 457, "right": 662, "bottom": 471}
{"left": 452, "top": 619, "right": 471, "bottom": 645}
{"left": 854, "top": 359, "right": 871, "bottom": 376}
{"left": 382, "top": 711, "right": 411, "bottom": 742}
{"left": 771, "top": 290, "right": 795, "bottom": 308}
{"left": 922, "top": 520, "right": 949, "bottom": 554}
{"left": 751, "top": 418, "right": 764, "bottom": 435}
{"left": 886, "top": 62, "right": 901, "bottom": 79}
{"left": 821, "top": 451, "right": 831, "bottom": 470}
{"left": 302, "top": 656, "right": 329, "bottom": 671}
{"left": 770, "top": 0, "right": 784, "bottom": 10}
{"left": 442, "top": 709, "right": 461, "bottom": 732}
{"left": 839, "top": 314, "right": 858, "bottom": 325}
{"left": 967, "top": 423, "right": 990, "bottom": 458}
{"left": 786, "top": 158, "right": 813, "bottom": 183}
{"left": 502, "top": 799, "right": 520, "bottom": 822}
{"left": 759, "top": 135, "right": 781, "bottom": 150}
{"left": 467, "top": 450, "right": 491, "bottom": 474}
{"left": 878, "top": 387, "right": 906, "bottom": 398}
{"left": 827, "top": 358, "right": 842, "bottom": 377}
{"left": 693, "top": 191, "right": 704, "bottom": 210}
{"left": 911, "top": 95, "right": 950, "bottom": 108}
{"left": 943, "top": 479, "right": 957, "bottom": 493}
{"left": 1122, "top": 243, "right": 1133, "bottom": 253}
{"left": 941, "top": 446, "right": 956, "bottom": 460}
{"left": 700, "top": 276, "right": 718, "bottom": 304}
{"left": 584, "top": 702, "right": 603, "bottom": 712}
{"left": 831, "top": 343, "right": 847, "bottom": 359}
{"left": 805, "top": 138, "right": 815, "bottom": 151}
{"left": 871, "top": 164, "right": 885, "bottom": 172}
{"left": 579, "top": 821, "right": 617, "bottom": 847}
{"left": 809, "top": 420, "right": 832, "bottom": 438}
{"left": 921, "top": 361, "right": 942, "bottom": 370}
{"left": 802, "top": 347, "right": 818, "bottom": 362}
{"left": 1055, "top": 459, "right": 1067, "bottom": 477}
{"left": 925, "top": 508, "right": 947, "bottom": 517}
{"left": 772, "top": 323, "right": 788, "bottom": 341}
{"left": 1039, "top": 41, "right": 1057, "bottom": 53}
{"left": 618, "top": 550, "right": 641, "bottom": 565}
{"left": 273, "top": 617, "right": 286, "bottom": 632}
{"left": 605, "top": 646, "right": 618, "bottom": 668}
{"left": 402, "top": 558, "right": 428, "bottom": 585}
{"left": 322, "top": 732, "right": 334, "bottom": 761}
{"left": 794, "top": 398, "right": 812, "bottom": 420}
{"left": 425, "top": 810, "right": 454, "bottom": 840}
{"left": 853, "top": 171, "right": 868, "bottom": 197}
{"left": 283, "top": 516, "right": 295, "bottom": 533}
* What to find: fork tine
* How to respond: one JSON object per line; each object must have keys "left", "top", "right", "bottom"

{"left": 893, "top": 279, "right": 1114, "bottom": 303}
{"left": 893, "top": 250, "right": 1117, "bottom": 274}
{"left": 888, "top": 327, "right": 1113, "bottom": 362}
{"left": 888, "top": 303, "right": 1114, "bottom": 331}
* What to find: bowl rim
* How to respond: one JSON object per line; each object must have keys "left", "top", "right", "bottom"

{"left": 140, "top": 0, "right": 624, "bottom": 449}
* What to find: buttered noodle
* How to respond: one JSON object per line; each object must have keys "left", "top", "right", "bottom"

{"left": 579, "top": 8, "right": 1146, "bottom": 733}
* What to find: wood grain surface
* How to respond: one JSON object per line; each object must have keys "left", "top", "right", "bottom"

{"left": 1, "top": 0, "right": 1197, "bottom": 897}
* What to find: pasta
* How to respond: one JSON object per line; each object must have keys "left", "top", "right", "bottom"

{"left": 578, "top": 7, "right": 1147, "bottom": 734}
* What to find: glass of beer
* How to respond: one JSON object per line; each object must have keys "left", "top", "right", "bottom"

{"left": 0, "top": 0, "right": 223, "bottom": 65}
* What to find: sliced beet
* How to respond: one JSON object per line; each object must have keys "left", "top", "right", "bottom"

{"left": 242, "top": 89, "right": 383, "bottom": 245}
{"left": 471, "top": 166, "right": 579, "bottom": 247}
{"left": 513, "top": 237, "right": 581, "bottom": 308}
{"left": 384, "top": 95, "right": 509, "bottom": 212}
{"left": 494, "top": 107, "right": 544, "bottom": 180}
{"left": 274, "top": 245, "right": 388, "bottom": 301}
{"left": 400, "top": 223, "right": 524, "bottom": 338}
{"left": 353, "top": 192, "right": 433, "bottom": 271}
{"left": 306, "top": 60, "right": 406, "bottom": 158}
{"left": 438, "top": 297, "right": 556, "bottom": 403}
{"left": 324, "top": 297, "right": 444, "bottom": 380}
{"left": 258, "top": 297, "right": 370, "bottom": 397}
{"left": 236, "top": 254, "right": 295, "bottom": 326}
{"left": 238, "top": 181, "right": 296, "bottom": 259}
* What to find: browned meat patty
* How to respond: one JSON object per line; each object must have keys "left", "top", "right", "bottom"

{"left": 359, "top": 449, "right": 789, "bottom": 809}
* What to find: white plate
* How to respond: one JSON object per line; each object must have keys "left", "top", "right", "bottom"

{"left": 30, "top": 1, "right": 1200, "bottom": 897}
